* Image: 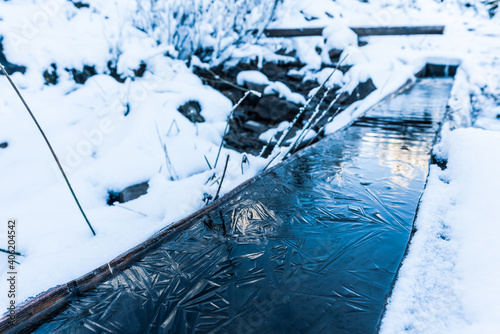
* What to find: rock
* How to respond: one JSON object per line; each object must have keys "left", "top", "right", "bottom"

{"left": 260, "top": 62, "right": 282, "bottom": 80}
{"left": 107, "top": 61, "right": 147, "bottom": 83}
{"left": 224, "top": 121, "right": 266, "bottom": 156}
{"left": 193, "top": 60, "right": 335, "bottom": 157}
{"left": 328, "top": 49, "right": 343, "bottom": 62}
{"left": 134, "top": 62, "right": 147, "bottom": 77}
{"left": 71, "top": 1, "right": 90, "bottom": 8}
{"left": 221, "top": 90, "right": 244, "bottom": 104}
{"left": 178, "top": 101, "right": 205, "bottom": 123}
{"left": 253, "top": 95, "right": 301, "bottom": 124}
{"left": 107, "top": 182, "right": 149, "bottom": 205}
{"left": 0, "top": 142, "right": 7, "bottom": 149}
{"left": 245, "top": 82, "right": 269, "bottom": 93}
{"left": 431, "top": 155, "right": 448, "bottom": 171}
{"left": 243, "top": 120, "right": 267, "bottom": 133}
{"left": 43, "top": 64, "right": 58, "bottom": 85}
{"left": 69, "top": 65, "right": 97, "bottom": 84}
{"left": 358, "top": 39, "right": 369, "bottom": 47}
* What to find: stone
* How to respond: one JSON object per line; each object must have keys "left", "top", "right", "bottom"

{"left": 328, "top": 49, "right": 343, "bottom": 62}
{"left": 178, "top": 101, "right": 205, "bottom": 123}
{"left": 244, "top": 82, "right": 269, "bottom": 93}
{"left": 43, "top": 64, "right": 58, "bottom": 85}
{"left": 253, "top": 95, "right": 301, "bottom": 124}
{"left": 243, "top": 120, "right": 267, "bottom": 133}
{"left": 338, "top": 78, "right": 377, "bottom": 105}
{"left": 71, "top": 2, "right": 90, "bottom": 8}
{"left": 134, "top": 62, "right": 147, "bottom": 77}
{"left": 107, "top": 182, "right": 149, "bottom": 205}
{"left": 69, "top": 65, "right": 97, "bottom": 84}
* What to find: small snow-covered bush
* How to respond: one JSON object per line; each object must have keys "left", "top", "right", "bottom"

{"left": 134, "top": 0, "right": 281, "bottom": 63}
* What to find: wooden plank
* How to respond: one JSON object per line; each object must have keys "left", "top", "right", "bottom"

{"left": 351, "top": 25, "right": 444, "bottom": 36}
{"left": 263, "top": 27, "right": 325, "bottom": 38}
{"left": 263, "top": 25, "right": 445, "bottom": 38}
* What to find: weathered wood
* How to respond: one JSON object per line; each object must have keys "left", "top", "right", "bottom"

{"left": 351, "top": 26, "right": 444, "bottom": 36}
{"left": 263, "top": 26, "right": 445, "bottom": 38}
{"left": 263, "top": 27, "right": 325, "bottom": 38}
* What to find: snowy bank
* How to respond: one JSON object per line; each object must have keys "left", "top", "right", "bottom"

{"left": 381, "top": 128, "right": 500, "bottom": 334}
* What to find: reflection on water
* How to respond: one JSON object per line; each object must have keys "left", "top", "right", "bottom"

{"left": 356, "top": 79, "right": 453, "bottom": 187}
{"left": 35, "top": 79, "right": 453, "bottom": 334}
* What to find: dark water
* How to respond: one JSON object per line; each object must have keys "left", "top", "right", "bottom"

{"left": 35, "top": 79, "right": 453, "bottom": 334}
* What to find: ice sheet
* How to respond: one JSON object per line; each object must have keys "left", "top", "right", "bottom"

{"left": 33, "top": 79, "right": 453, "bottom": 334}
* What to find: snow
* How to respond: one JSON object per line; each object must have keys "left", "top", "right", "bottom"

{"left": 322, "top": 22, "right": 358, "bottom": 51}
{"left": 0, "top": 1, "right": 267, "bottom": 305}
{"left": 236, "top": 70, "right": 271, "bottom": 87}
{"left": 263, "top": 81, "right": 306, "bottom": 105}
{"left": 236, "top": 71, "right": 306, "bottom": 105}
{"left": 380, "top": 128, "right": 500, "bottom": 334}
{"left": 302, "top": 67, "right": 344, "bottom": 89}
{"left": 0, "top": 0, "right": 500, "bottom": 330}
{"left": 259, "top": 121, "right": 291, "bottom": 142}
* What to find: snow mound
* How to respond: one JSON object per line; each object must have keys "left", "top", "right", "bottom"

{"left": 264, "top": 81, "right": 306, "bottom": 105}
{"left": 236, "top": 70, "right": 271, "bottom": 87}
{"left": 323, "top": 23, "right": 358, "bottom": 51}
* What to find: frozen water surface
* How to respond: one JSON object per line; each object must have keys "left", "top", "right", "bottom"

{"left": 35, "top": 79, "right": 453, "bottom": 334}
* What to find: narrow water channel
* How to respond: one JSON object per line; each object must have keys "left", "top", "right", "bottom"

{"left": 35, "top": 78, "right": 453, "bottom": 334}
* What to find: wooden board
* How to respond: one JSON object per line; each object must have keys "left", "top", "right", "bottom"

{"left": 263, "top": 26, "right": 445, "bottom": 38}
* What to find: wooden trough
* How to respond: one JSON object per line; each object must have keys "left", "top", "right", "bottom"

{"left": 0, "top": 26, "right": 445, "bottom": 332}
{"left": 0, "top": 156, "right": 303, "bottom": 334}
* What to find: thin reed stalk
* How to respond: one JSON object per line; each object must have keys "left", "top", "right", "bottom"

{"left": 155, "top": 123, "right": 179, "bottom": 180}
{"left": 274, "top": 55, "right": 347, "bottom": 149}
{"left": 0, "top": 62, "right": 96, "bottom": 236}
{"left": 288, "top": 84, "right": 334, "bottom": 154}
{"left": 214, "top": 90, "right": 259, "bottom": 168}
{"left": 287, "top": 90, "right": 343, "bottom": 157}
{"left": 214, "top": 155, "right": 230, "bottom": 201}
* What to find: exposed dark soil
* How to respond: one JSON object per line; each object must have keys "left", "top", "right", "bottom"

{"left": 193, "top": 60, "right": 376, "bottom": 156}
{"left": 109, "top": 60, "right": 377, "bottom": 205}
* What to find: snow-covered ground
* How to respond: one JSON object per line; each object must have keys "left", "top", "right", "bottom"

{"left": 0, "top": 0, "right": 500, "bottom": 332}
{"left": 381, "top": 128, "right": 500, "bottom": 334}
